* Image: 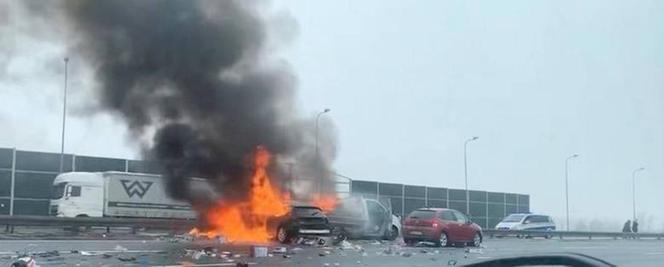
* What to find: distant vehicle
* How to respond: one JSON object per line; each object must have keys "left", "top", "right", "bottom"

{"left": 495, "top": 213, "right": 556, "bottom": 231}
{"left": 49, "top": 171, "right": 214, "bottom": 219}
{"left": 402, "top": 208, "right": 482, "bottom": 247}
{"left": 327, "top": 196, "right": 401, "bottom": 240}
{"left": 272, "top": 205, "right": 335, "bottom": 244}
{"left": 495, "top": 213, "right": 556, "bottom": 238}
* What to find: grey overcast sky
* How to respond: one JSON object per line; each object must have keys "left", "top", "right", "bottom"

{"left": 1, "top": 0, "right": 664, "bottom": 230}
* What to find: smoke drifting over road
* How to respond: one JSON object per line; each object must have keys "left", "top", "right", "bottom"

{"left": 7, "top": 0, "right": 337, "bottom": 207}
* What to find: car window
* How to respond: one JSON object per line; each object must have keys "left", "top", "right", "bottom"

{"left": 524, "top": 215, "right": 533, "bottom": 223}
{"left": 408, "top": 210, "right": 435, "bottom": 219}
{"left": 69, "top": 186, "right": 81, "bottom": 197}
{"left": 51, "top": 182, "right": 67, "bottom": 199}
{"left": 537, "top": 216, "right": 548, "bottom": 223}
{"left": 533, "top": 215, "right": 546, "bottom": 223}
{"left": 501, "top": 214, "right": 525, "bottom": 223}
{"left": 452, "top": 210, "right": 467, "bottom": 223}
{"left": 367, "top": 200, "right": 385, "bottom": 214}
{"left": 292, "top": 207, "right": 325, "bottom": 218}
{"left": 439, "top": 210, "right": 456, "bottom": 221}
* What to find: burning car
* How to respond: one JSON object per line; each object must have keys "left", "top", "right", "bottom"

{"left": 273, "top": 204, "right": 335, "bottom": 244}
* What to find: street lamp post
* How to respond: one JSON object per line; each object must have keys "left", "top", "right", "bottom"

{"left": 564, "top": 154, "right": 579, "bottom": 231}
{"left": 314, "top": 108, "right": 330, "bottom": 195}
{"left": 632, "top": 167, "right": 645, "bottom": 221}
{"left": 59, "top": 57, "right": 69, "bottom": 173}
{"left": 315, "top": 108, "right": 331, "bottom": 157}
{"left": 464, "top": 136, "right": 479, "bottom": 216}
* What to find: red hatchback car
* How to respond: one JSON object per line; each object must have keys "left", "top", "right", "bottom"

{"left": 403, "top": 208, "right": 482, "bottom": 247}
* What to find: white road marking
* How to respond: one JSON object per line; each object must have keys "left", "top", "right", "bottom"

{"left": 560, "top": 246, "right": 606, "bottom": 249}
{"left": 160, "top": 263, "right": 256, "bottom": 267}
{"left": 0, "top": 250, "right": 165, "bottom": 255}
{"left": 0, "top": 239, "right": 153, "bottom": 243}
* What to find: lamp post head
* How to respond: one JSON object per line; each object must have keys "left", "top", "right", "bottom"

{"left": 472, "top": 136, "right": 479, "bottom": 141}
{"left": 572, "top": 154, "right": 579, "bottom": 158}
{"left": 323, "top": 108, "right": 331, "bottom": 113}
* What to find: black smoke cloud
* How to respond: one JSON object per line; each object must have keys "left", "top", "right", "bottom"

{"left": 10, "top": 0, "right": 337, "bottom": 206}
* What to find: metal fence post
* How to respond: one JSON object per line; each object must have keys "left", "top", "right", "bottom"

{"left": 401, "top": 184, "right": 405, "bottom": 217}
{"left": 485, "top": 191, "right": 489, "bottom": 228}
{"left": 125, "top": 159, "right": 129, "bottom": 172}
{"left": 376, "top": 182, "right": 380, "bottom": 200}
{"left": 503, "top": 193, "right": 507, "bottom": 217}
{"left": 72, "top": 154, "right": 76, "bottom": 171}
{"left": 9, "top": 148, "right": 16, "bottom": 216}
{"left": 424, "top": 186, "right": 428, "bottom": 207}
{"left": 445, "top": 188, "right": 449, "bottom": 208}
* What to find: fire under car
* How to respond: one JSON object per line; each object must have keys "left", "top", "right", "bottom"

{"left": 272, "top": 204, "right": 335, "bottom": 244}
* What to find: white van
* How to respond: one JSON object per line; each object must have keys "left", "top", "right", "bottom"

{"left": 327, "top": 196, "right": 401, "bottom": 240}
{"left": 495, "top": 213, "right": 556, "bottom": 231}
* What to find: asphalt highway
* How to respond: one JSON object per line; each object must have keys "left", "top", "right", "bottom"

{"left": 1, "top": 238, "right": 664, "bottom": 266}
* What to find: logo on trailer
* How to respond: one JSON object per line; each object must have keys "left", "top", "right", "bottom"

{"left": 120, "top": 180, "right": 153, "bottom": 198}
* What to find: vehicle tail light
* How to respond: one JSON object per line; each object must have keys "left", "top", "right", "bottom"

{"left": 432, "top": 222, "right": 438, "bottom": 228}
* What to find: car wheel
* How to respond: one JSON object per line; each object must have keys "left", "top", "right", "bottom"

{"left": 438, "top": 232, "right": 450, "bottom": 247}
{"left": 470, "top": 232, "right": 482, "bottom": 247}
{"left": 545, "top": 228, "right": 554, "bottom": 239}
{"left": 276, "top": 225, "right": 290, "bottom": 244}
{"left": 386, "top": 226, "right": 399, "bottom": 241}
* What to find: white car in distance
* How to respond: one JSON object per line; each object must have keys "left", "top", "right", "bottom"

{"left": 495, "top": 213, "right": 556, "bottom": 238}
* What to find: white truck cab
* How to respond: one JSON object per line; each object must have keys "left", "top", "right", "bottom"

{"left": 50, "top": 172, "right": 105, "bottom": 217}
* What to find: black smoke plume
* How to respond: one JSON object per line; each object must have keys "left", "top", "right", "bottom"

{"left": 8, "top": 0, "right": 337, "bottom": 207}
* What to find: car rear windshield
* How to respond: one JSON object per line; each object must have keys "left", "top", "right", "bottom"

{"left": 502, "top": 214, "right": 525, "bottom": 222}
{"left": 407, "top": 210, "right": 435, "bottom": 219}
{"left": 292, "top": 207, "right": 325, "bottom": 218}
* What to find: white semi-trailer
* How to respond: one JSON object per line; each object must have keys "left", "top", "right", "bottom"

{"left": 49, "top": 171, "right": 212, "bottom": 218}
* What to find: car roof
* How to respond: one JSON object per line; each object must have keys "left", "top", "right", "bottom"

{"left": 509, "top": 213, "right": 550, "bottom": 217}
{"left": 290, "top": 204, "right": 322, "bottom": 210}
{"left": 414, "top": 208, "right": 453, "bottom": 212}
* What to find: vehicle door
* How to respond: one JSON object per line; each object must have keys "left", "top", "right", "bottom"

{"left": 546, "top": 216, "right": 556, "bottom": 230}
{"left": 365, "top": 199, "right": 389, "bottom": 236}
{"left": 532, "top": 215, "right": 546, "bottom": 230}
{"left": 438, "top": 210, "right": 462, "bottom": 240}
{"left": 534, "top": 215, "right": 552, "bottom": 230}
{"left": 63, "top": 184, "right": 104, "bottom": 217}
{"left": 452, "top": 210, "right": 474, "bottom": 241}
{"left": 522, "top": 215, "right": 536, "bottom": 230}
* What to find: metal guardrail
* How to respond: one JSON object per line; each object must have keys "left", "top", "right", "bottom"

{"left": 1, "top": 215, "right": 197, "bottom": 233}
{"left": 3, "top": 215, "right": 664, "bottom": 240}
{"left": 483, "top": 229, "right": 664, "bottom": 240}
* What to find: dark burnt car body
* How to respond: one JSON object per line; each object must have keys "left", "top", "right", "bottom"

{"left": 270, "top": 204, "right": 334, "bottom": 243}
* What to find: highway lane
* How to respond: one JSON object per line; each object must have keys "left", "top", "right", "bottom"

{"left": 2, "top": 238, "right": 664, "bottom": 266}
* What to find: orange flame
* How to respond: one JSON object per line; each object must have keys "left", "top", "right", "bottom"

{"left": 189, "top": 147, "right": 291, "bottom": 243}
{"left": 311, "top": 194, "right": 338, "bottom": 214}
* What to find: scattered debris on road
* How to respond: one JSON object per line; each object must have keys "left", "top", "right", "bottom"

{"left": 117, "top": 256, "right": 136, "bottom": 262}
{"left": 250, "top": 246, "right": 268, "bottom": 257}
{"left": 272, "top": 247, "right": 287, "bottom": 254}
{"left": 11, "top": 256, "right": 37, "bottom": 267}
